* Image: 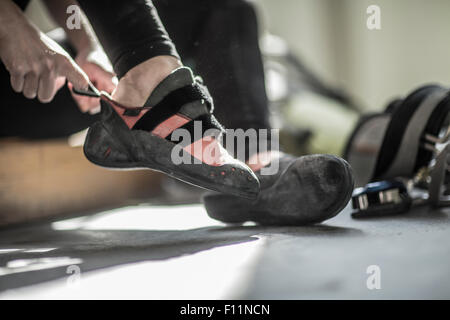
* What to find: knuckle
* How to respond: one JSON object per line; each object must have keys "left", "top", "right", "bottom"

{"left": 55, "top": 55, "right": 71, "bottom": 73}
{"left": 56, "top": 54, "right": 70, "bottom": 65}
{"left": 12, "top": 63, "right": 26, "bottom": 76}
{"left": 29, "top": 64, "right": 40, "bottom": 76}
{"left": 42, "top": 65, "right": 51, "bottom": 75}
{"left": 42, "top": 59, "right": 54, "bottom": 73}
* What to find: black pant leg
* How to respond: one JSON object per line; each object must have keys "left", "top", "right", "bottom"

{"left": 77, "top": 0, "right": 179, "bottom": 79}
{"left": 155, "top": 0, "right": 271, "bottom": 132}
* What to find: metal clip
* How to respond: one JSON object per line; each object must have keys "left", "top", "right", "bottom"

{"left": 428, "top": 142, "right": 450, "bottom": 207}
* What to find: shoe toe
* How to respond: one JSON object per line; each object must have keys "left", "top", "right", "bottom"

{"left": 294, "top": 155, "right": 354, "bottom": 221}
{"left": 212, "top": 162, "right": 260, "bottom": 199}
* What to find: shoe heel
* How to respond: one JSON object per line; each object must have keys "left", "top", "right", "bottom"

{"left": 84, "top": 121, "right": 136, "bottom": 169}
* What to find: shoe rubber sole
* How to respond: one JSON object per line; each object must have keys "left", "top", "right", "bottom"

{"left": 203, "top": 156, "right": 354, "bottom": 226}
{"left": 84, "top": 121, "right": 259, "bottom": 199}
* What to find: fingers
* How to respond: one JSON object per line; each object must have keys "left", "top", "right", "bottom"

{"left": 67, "top": 62, "right": 116, "bottom": 114}
{"left": 22, "top": 72, "right": 39, "bottom": 99}
{"left": 19, "top": 70, "right": 57, "bottom": 103}
{"left": 9, "top": 62, "right": 56, "bottom": 102}
{"left": 81, "top": 96, "right": 100, "bottom": 113}
{"left": 8, "top": 54, "right": 96, "bottom": 105}
{"left": 10, "top": 74, "right": 24, "bottom": 93}
{"left": 95, "top": 68, "right": 115, "bottom": 93}
{"left": 74, "top": 95, "right": 91, "bottom": 113}
{"left": 37, "top": 72, "right": 56, "bottom": 103}
{"left": 57, "top": 55, "right": 89, "bottom": 91}
{"left": 68, "top": 82, "right": 100, "bottom": 113}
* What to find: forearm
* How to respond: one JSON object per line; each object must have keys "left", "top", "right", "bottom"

{"left": 42, "top": 0, "right": 96, "bottom": 60}
{"left": 0, "top": 0, "right": 29, "bottom": 41}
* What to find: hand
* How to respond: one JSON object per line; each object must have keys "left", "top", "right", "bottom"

{"left": 0, "top": 8, "right": 89, "bottom": 103}
{"left": 69, "top": 53, "right": 116, "bottom": 113}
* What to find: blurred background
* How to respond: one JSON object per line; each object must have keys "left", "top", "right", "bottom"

{"left": 258, "top": 0, "right": 450, "bottom": 111}
{"left": 257, "top": 0, "right": 450, "bottom": 157}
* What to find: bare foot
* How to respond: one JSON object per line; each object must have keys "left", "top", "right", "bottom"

{"left": 112, "top": 55, "right": 182, "bottom": 107}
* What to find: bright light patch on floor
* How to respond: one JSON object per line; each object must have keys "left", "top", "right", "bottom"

{"left": 0, "top": 248, "right": 57, "bottom": 254}
{"left": 0, "top": 237, "right": 265, "bottom": 299}
{"left": 52, "top": 204, "right": 223, "bottom": 231}
{"left": 0, "top": 257, "right": 82, "bottom": 276}
{"left": 23, "top": 248, "right": 57, "bottom": 253}
{"left": 3, "top": 204, "right": 265, "bottom": 299}
{"left": 0, "top": 249, "right": 22, "bottom": 254}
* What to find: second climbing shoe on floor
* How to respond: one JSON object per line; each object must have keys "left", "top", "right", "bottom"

{"left": 203, "top": 152, "right": 354, "bottom": 225}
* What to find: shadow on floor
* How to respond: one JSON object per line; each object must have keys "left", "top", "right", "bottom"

{"left": 0, "top": 221, "right": 362, "bottom": 292}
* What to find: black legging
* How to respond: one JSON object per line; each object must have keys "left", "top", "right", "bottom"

{"left": 77, "top": 0, "right": 179, "bottom": 79}
{"left": 1, "top": 0, "right": 270, "bottom": 140}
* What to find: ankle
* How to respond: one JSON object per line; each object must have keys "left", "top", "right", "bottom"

{"left": 112, "top": 55, "right": 182, "bottom": 107}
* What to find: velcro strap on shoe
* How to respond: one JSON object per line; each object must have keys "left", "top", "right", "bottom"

{"left": 166, "top": 114, "right": 224, "bottom": 143}
{"left": 132, "top": 83, "right": 212, "bottom": 131}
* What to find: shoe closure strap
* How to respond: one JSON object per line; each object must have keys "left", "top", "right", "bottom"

{"left": 74, "top": 82, "right": 230, "bottom": 167}
{"left": 72, "top": 77, "right": 217, "bottom": 141}
{"left": 72, "top": 82, "right": 101, "bottom": 98}
{"left": 72, "top": 81, "right": 213, "bottom": 117}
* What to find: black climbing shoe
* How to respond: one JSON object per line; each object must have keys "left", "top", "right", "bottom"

{"left": 79, "top": 67, "right": 259, "bottom": 199}
{"left": 203, "top": 152, "right": 354, "bottom": 225}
